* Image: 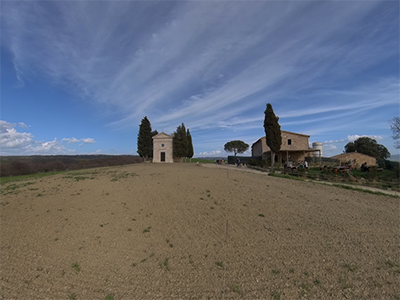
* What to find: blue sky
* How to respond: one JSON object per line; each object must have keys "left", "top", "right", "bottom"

{"left": 1, "top": 1, "right": 399, "bottom": 158}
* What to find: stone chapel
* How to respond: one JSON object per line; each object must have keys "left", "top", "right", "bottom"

{"left": 152, "top": 132, "right": 174, "bottom": 163}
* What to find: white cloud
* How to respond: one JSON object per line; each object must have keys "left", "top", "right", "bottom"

{"left": 0, "top": 121, "right": 35, "bottom": 151}
{"left": 324, "top": 135, "right": 384, "bottom": 145}
{"left": 324, "top": 139, "right": 346, "bottom": 144}
{"left": 62, "top": 137, "right": 96, "bottom": 144}
{"left": 81, "top": 138, "right": 95, "bottom": 144}
{"left": 0, "top": 126, "right": 70, "bottom": 155}
{"left": 62, "top": 137, "right": 80, "bottom": 144}
{"left": 0, "top": 120, "right": 14, "bottom": 132}
{"left": 347, "top": 135, "right": 383, "bottom": 142}
{"left": 196, "top": 148, "right": 252, "bottom": 157}
{"left": 30, "top": 138, "right": 72, "bottom": 154}
{"left": 18, "top": 122, "right": 29, "bottom": 128}
{"left": 0, "top": 127, "right": 34, "bottom": 149}
{"left": 0, "top": 120, "right": 91, "bottom": 155}
{"left": 197, "top": 149, "right": 223, "bottom": 157}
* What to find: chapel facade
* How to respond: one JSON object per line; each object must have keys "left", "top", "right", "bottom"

{"left": 152, "top": 132, "right": 174, "bottom": 163}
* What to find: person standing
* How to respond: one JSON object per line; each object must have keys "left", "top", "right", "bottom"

{"left": 361, "top": 162, "right": 368, "bottom": 172}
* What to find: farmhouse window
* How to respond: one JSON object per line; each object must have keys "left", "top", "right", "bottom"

{"left": 288, "top": 139, "right": 292, "bottom": 145}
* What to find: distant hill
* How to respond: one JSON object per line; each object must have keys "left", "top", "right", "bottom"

{"left": 0, "top": 155, "right": 143, "bottom": 177}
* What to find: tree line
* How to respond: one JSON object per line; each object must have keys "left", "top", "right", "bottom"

{"left": 137, "top": 117, "right": 194, "bottom": 161}
{"left": 0, "top": 155, "right": 143, "bottom": 177}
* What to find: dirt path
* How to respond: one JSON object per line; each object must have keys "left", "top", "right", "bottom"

{"left": 1, "top": 163, "right": 399, "bottom": 299}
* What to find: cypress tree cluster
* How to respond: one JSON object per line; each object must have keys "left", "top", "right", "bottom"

{"left": 173, "top": 123, "right": 194, "bottom": 160}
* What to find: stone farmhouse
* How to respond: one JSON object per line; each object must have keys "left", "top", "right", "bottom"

{"left": 252, "top": 131, "right": 322, "bottom": 163}
{"left": 152, "top": 132, "right": 174, "bottom": 163}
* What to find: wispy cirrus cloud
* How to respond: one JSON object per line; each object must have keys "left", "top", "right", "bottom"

{"left": 3, "top": 2, "right": 397, "bottom": 128}
{"left": 1, "top": 1, "right": 398, "bottom": 156}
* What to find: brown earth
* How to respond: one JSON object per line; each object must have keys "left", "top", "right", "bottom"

{"left": 1, "top": 163, "right": 399, "bottom": 299}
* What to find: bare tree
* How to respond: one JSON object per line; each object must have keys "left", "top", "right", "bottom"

{"left": 389, "top": 116, "right": 400, "bottom": 149}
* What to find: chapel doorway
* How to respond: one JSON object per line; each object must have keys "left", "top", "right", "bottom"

{"left": 161, "top": 152, "right": 165, "bottom": 162}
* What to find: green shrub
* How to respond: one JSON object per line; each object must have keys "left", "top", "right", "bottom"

{"left": 297, "top": 167, "right": 306, "bottom": 173}
{"left": 248, "top": 159, "right": 257, "bottom": 166}
{"left": 259, "top": 159, "right": 268, "bottom": 168}
{"left": 248, "top": 159, "right": 268, "bottom": 168}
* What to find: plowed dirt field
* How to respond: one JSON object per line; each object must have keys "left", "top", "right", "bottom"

{"left": 1, "top": 163, "right": 399, "bottom": 299}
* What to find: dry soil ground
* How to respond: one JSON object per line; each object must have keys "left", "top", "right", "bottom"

{"left": 1, "top": 163, "right": 399, "bottom": 300}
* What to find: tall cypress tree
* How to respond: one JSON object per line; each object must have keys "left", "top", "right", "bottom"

{"left": 137, "top": 116, "right": 154, "bottom": 160}
{"left": 173, "top": 123, "right": 188, "bottom": 161}
{"left": 186, "top": 129, "right": 194, "bottom": 162}
{"left": 263, "top": 103, "right": 281, "bottom": 169}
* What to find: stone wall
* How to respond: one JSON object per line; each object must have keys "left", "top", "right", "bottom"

{"left": 281, "top": 132, "right": 310, "bottom": 151}
{"left": 252, "top": 139, "right": 264, "bottom": 157}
